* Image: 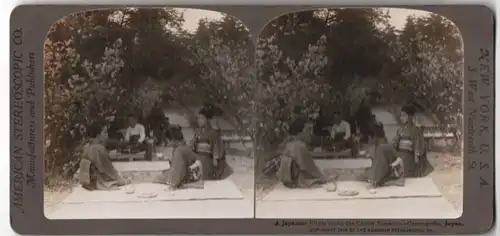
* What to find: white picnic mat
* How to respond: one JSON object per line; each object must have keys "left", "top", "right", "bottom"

{"left": 262, "top": 177, "right": 442, "bottom": 201}
{"left": 113, "top": 161, "right": 171, "bottom": 172}
{"left": 62, "top": 179, "right": 243, "bottom": 204}
{"left": 314, "top": 158, "right": 372, "bottom": 169}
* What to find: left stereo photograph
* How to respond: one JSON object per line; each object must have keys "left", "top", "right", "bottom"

{"left": 43, "top": 7, "right": 256, "bottom": 219}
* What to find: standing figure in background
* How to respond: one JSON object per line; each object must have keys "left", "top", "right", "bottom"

{"left": 148, "top": 102, "right": 167, "bottom": 146}
{"left": 354, "top": 98, "right": 374, "bottom": 143}
{"left": 190, "top": 107, "right": 232, "bottom": 180}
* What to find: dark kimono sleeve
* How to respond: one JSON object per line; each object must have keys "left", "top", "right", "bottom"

{"left": 94, "top": 145, "right": 120, "bottom": 179}
{"left": 210, "top": 129, "right": 225, "bottom": 159}
{"left": 412, "top": 126, "right": 426, "bottom": 158}
{"left": 168, "top": 146, "right": 197, "bottom": 187}
{"left": 297, "top": 143, "right": 314, "bottom": 171}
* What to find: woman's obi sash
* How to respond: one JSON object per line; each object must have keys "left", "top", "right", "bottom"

{"left": 398, "top": 138, "right": 413, "bottom": 152}
{"left": 195, "top": 142, "right": 212, "bottom": 155}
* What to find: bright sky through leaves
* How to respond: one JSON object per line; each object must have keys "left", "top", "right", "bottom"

{"left": 177, "top": 8, "right": 431, "bottom": 32}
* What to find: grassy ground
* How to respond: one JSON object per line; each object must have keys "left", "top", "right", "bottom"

{"left": 427, "top": 152, "right": 463, "bottom": 212}
{"left": 43, "top": 177, "right": 76, "bottom": 215}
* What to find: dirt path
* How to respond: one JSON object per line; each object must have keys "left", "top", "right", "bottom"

{"left": 427, "top": 152, "right": 463, "bottom": 212}
{"left": 226, "top": 155, "right": 254, "bottom": 199}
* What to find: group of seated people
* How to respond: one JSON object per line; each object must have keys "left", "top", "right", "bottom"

{"left": 276, "top": 103, "right": 433, "bottom": 190}
{"left": 100, "top": 114, "right": 156, "bottom": 161}
{"left": 76, "top": 105, "right": 232, "bottom": 191}
{"left": 310, "top": 112, "right": 356, "bottom": 153}
{"left": 307, "top": 107, "right": 385, "bottom": 157}
{"left": 101, "top": 103, "right": 177, "bottom": 160}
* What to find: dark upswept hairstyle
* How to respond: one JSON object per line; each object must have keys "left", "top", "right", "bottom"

{"left": 401, "top": 105, "right": 416, "bottom": 116}
{"left": 292, "top": 105, "right": 303, "bottom": 115}
{"left": 332, "top": 111, "right": 342, "bottom": 120}
{"left": 87, "top": 123, "right": 103, "bottom": 138}
{"left": 198, "top": 106, "right": 215, "bottom": 120}
{"left": 169, "top": 125, "right": 184, "bottom": 141}
{"left": 71, "top": 100, "right": 82, "bottom": 110}
{"left": 289, "top": 118, "right": 306, "bottom": 136}
{"left": 202, "top": 102, "right": 224, "bottom": 116}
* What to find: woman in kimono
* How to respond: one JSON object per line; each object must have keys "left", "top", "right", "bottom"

{"left": 77, "top": 124, "right": 129, "bottom": 190}
{"left": 276, "top": 118, "right": 327, "bottom": 188}
{"left": 156, "top": 125, "right": 204, "bottom": 190}
{"left": 366, "top": 104, "right": 433, "bottom": 188}
{"left": 190, "top": 107, "right": 232, "bottom": 180}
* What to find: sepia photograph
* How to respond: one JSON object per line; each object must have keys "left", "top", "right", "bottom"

{"left": 42, "top": 6, "right": 466, "bottom": 221}
{"left": 43, "top": 8, "right": 255, "bottom": 219}
{"left": 254, "top": 8, "right": 463, "bottom": 219}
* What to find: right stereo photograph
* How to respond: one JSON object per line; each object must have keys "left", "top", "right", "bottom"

{"left": 253, "top": 7, "right": 464, "bottom": 219}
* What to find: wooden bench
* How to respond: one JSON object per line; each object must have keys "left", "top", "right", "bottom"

{"left": 310, "top": 143, "right": 372, "bottom": 159}
{"left": 311, "top": 149, "right": 353, "bottom": 159}
{"left": 109, "top": 151, "right": 148, "bottom": 162}
{"left": 220, "top": 130, "right": 252, "bottom": 150}
{"left": 221, "top": 135, "right": 252, "bottom": 142}
{"left": 422, "top": 127, "right": 456, "bottom": 151}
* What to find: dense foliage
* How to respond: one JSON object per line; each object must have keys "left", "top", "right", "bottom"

{"left": 44, "top": 9, "right": 253, "bottom": 183}
{"left": 254, "top": 10, "right": 463, "bottom": 171}
{"left": 45, "top": 8, "right": 463, "bottom": 182}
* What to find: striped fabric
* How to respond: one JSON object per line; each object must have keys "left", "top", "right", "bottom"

{"left": 398, "top": 139, "right": 413, "bottom": 151}
{"left": 196, "top": 142, "right": 211, "bottom": 154}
